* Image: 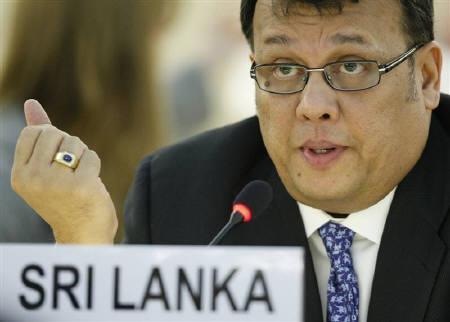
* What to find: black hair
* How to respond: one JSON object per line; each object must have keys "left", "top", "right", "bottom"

{"left": 240, "top": 0, "right": 434, "bottom": 50}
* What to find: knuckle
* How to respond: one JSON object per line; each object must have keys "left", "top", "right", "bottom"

{"left": 18, "top": 127, "right": 31, "bottom": 138}
{"left": 11, "top": 167, "right": 46, "bottom": 194}
{"left": 31, "top": 124, "right": 53, "bottom": 131}
{"left": 19, "top": 125, "right": 40, "bottom": 138}
{"left": 73, "top": 136, "right": 88, "bottom": 149}
{"left": 79, "top": 150, "right": 101, "bottom": 171}
{"left": 42, "top": 124, "right": 56, "bottom": 130}
{"left": 90, "top": 150, "right": 101, "bottom": 165}
{"left": 10, "top": 171, "right": 24, "bottom": 192}
{"left": 44, "top": 126, "right": 62, "bottom": 137}
{"left": 11, "top": 166, "right": 31, "bottom": 191}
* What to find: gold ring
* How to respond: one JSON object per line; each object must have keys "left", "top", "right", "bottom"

{"left": 53, "top": 151, "right": 78, "bottom": 169}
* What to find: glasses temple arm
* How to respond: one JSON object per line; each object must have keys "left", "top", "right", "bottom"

{"left": 379, "top": 43, "right": 424, "bottom": 74}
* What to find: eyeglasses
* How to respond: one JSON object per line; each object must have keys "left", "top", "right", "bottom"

{"left": 250, "top": 43, "right": 424, "bottom": 94}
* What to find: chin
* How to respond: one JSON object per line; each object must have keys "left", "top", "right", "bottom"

{"left": 289, "top": 175, "right": 362, "bottom": 208}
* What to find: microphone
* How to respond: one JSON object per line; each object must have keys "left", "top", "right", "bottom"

{"left": 208, "top": 180, "right": 273, "bottom": 246}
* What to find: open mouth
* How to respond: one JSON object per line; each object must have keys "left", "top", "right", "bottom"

{"left": 300, "top": 146, "right": 346, "bottom": 169}
{"left": 308, "top": 147, "right": 336, "bottom": 154}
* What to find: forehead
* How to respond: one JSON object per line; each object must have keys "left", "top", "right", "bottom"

{"left": 253, "top": 0, "right": 406, "bottom": 55}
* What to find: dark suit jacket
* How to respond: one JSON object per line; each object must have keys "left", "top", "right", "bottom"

{"left": 124, "top": 94, "right": 450, "bottom": 322}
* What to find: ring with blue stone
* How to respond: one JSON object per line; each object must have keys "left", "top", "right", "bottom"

{"left": 53, "top": 151, "right": 78, "bottom": 169}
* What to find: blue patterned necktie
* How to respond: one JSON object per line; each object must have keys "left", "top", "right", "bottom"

{"left": 318, "top": 222, "right": 359, "bottom": 322}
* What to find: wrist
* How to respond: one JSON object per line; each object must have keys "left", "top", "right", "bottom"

{"left": 53, "top": 223, "right": 117, "bottom": 245}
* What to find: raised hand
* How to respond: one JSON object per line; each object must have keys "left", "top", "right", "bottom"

{"left": 11, "top": 99, "right": 117, "bottom": 244}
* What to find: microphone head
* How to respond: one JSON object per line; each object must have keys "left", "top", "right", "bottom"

{"left": 232, "top": 180, "right": 273, "bottom": 222}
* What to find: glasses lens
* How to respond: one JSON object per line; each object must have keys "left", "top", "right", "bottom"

{"left": 324, "top": 61, "right": 380, "bottom": 90}
{"left": 255, "top": 65, "right": 308, "bottom": 93}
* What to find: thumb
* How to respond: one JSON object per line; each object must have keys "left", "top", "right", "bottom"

{"left": 24, "top": 99, "right": 52, "bottom": 126}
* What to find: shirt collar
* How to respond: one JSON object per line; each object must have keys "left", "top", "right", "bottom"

{"left": 298, "top": 188, "right": 396, "bottom": 244}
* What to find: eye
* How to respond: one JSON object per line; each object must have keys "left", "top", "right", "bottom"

{"left": 273, "top": 65, "right": 300, "bottom": 79}
{"left": 339, "top": 62, "right": 365, "bottom": 75}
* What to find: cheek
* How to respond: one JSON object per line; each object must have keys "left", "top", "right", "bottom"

{"left": 347, "top": 91, "right": 427, "bottom": 174}
{"left": 355, "top": 112, "right": 392, "bottom": 155}
{"left": 256, "top": 94, "right": 296, "bottom": 162}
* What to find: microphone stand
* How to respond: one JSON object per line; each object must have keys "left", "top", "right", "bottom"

{"left": 208, "top": 212, "right": 243, "bottom": 246}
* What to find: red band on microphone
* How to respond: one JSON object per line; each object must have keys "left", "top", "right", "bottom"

{"left": 232, "top": 203, "right": 252, "bottom": 222}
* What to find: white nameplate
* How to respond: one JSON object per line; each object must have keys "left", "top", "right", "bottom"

{"left": 0, "top": 245, "right": 304, "bottom": 322}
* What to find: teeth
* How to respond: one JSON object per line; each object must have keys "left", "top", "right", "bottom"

{"left": 313, "top": 148, "right": 333, "bottom": 154}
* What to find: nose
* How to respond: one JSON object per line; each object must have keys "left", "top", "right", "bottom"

{"left": 296, "top": 72, "right": 340, "bottom": 122}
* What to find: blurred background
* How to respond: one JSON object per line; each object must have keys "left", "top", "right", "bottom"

{"left": 435, "top": 0, "right": 450, "bottom": 94}
{"left": 0, "top": 0, "right": 448, "bottom": 243}
{"left": 3, "top": 0, "right": 447, "bottom": 142}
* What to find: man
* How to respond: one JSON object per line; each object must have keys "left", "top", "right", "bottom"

{"left": 11, "top": 0, "right": 449, "bottom": 321}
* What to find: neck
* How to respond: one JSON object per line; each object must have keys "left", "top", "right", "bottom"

{"left": 327, "top": 212, "right": 349, "bottom": 219}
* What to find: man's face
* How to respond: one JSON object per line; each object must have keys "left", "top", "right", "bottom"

{"left": 253, "top": 0, "right": 438, "bottom": 213}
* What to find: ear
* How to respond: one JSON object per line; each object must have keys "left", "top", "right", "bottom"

{"left": 417, "top": 41, "right": 442, "bottom": 111}
{"left": 249, "top": 53, "right": 255, "bottom": 63}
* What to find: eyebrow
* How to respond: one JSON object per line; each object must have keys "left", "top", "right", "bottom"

{"left": 263, "top": 35, "right": 293, "bottom": 46}
{"left": 330, "top": 33, "right": 369, "bottom": 46}
{"left": 263, "top": 33, "right": 370, "bottom": 47}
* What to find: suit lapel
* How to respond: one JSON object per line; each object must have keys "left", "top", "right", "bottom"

{"left": 368, "top": 117, "right": 450, "bottom": 322}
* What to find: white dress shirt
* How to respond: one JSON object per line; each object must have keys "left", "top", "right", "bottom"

{"left": 298, "top": 188, "right": 396, "bottom": 322}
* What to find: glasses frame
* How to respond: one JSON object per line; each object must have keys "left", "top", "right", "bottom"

{"left": 250, "top": 43, "right": 425, "bottom": 94}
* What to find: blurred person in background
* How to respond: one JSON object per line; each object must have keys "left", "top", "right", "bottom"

{"left": 0, "top": 0, "right": 169, "bottom": 242}
{"left": 157, "top": 1, "right": 255, "bottom": 142}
